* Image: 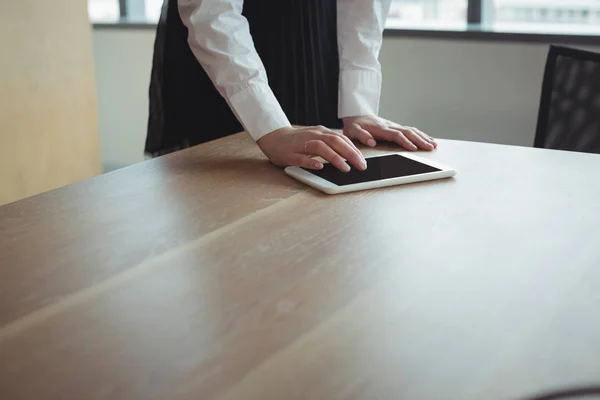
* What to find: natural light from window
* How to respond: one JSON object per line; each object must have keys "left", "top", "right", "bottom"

{"left": 88, "top": 0, "right": 600, "bottom": 35}
{"left": 88, "top": 0, "right": 163, "bottom": 22}
{"left": 387, "top": 0, "right": 468, "bottom": 28}
{"left": 145, "top": 0, "right": 163, "bottom": 22}
{"left": 88, "top": 0, "right": 119, "bottom": 22}
{"left": 388, "top": 0, "right": 600, "bottom": 33}
{"left": 489, "top": 0, "right": 600, "bottom": 34}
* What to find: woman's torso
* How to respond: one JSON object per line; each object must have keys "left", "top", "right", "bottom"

{"left": 146, "top": 0, "right": 341, "bottom": 155}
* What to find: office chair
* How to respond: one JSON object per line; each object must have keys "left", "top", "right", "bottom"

{"left": 534, "top": 45, "right": 600, "bottom": 154}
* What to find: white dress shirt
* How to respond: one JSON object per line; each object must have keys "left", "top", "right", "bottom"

{"left": 178, "top": 0, "right": 392, "bottom": 141}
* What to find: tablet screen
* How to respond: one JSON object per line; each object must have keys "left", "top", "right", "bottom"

{"left": 304, "top": 154, "right": 441, "bottom": 186}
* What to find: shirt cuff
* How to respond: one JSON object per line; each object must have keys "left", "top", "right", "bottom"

{"left": 338, "top": 69, "right": 382, "bottom": 118}
{"left": 227, "top": 84, "right": 291, "bottom": 141}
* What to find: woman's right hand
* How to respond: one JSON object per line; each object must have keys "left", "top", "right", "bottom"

{"left": 256, "top": 126, "right": 367, "bottom": 172}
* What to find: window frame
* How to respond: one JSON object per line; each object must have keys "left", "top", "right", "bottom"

{"left": 118, "top": 0, "right": 146, "bottom": 20}
{"left": 467, "top": 0, "right": 482, "bottom": 24}
{"left": 92, "top": 0, "right": 600, "bottom": 45}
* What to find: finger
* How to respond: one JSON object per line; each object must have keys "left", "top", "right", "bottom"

{"left": 305, "top": 129, "right": 366, "bottom": 169}
{"left": 396, "top": 127, "right": 434, "bottom": 151}
{"left": 316, "top": 129, "right": 363, "bottom": 156}
{"left": 396, "top": 125, "right": 436, "bottom": 147}
{"left": 413, "top": 127, "right": 438, "bottom": 148}
{"left": 334, "top": 130, "right": 363, "bottom": 152}
{"left": 305, "top": 140, "right": 352, "bottom": 172}
{"left": 321, "top": 134, "right": 367, "bottom": 171}
{"left": 376, "top": 127, "right": 418, "bottom": 151}
{"left": 350, "top": 123, "right": 377, "bottom": 147}
{"left": 289, "top": 153, "right": 324, "bottom": 170}
{"left": 319, "top": 128, "right": 364, "bottom": 155}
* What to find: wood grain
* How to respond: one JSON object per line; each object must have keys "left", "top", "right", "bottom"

{"left": 0, "top": 134, "right": 300, "bottom": 326}
{"left": 0, "top": 134, "right": 599, "bottom": 400}
{"left": 0, "top": 0, "right": 101, "bottom": 206}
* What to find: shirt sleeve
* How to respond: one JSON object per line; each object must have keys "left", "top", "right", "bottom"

{"left": 336, "top": 0, "right": 392, "bottom": 118}
{"left": 178, "top": 0, "right": 291, "bottom": 141}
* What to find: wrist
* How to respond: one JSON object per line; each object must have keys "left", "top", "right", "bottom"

{"left": 257, "top": 125, "right": 293, "bottom": 145}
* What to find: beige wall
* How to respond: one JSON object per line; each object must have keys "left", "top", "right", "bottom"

{"left": 91, "top": 28, "right": 600, "bottom": 170}
{"left": 0, "top": 1, "right": 101, "bottom": 205}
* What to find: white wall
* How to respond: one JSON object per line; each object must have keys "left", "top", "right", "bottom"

{"left": 92, "top": 28, "right": 600, "bottom": 171}
{"left": 92, "top": 29, "right": 154, "bottom": 171}
{"left": 382, "top": 39, "right": 545, "bottom": 146}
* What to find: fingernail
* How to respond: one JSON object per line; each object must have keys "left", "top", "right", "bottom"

{"left": 342, "top": 162, "right": 351, "bottom": 172}
{"left": 367, "top": 139, "right": 376, "bottom": 147}
{"left": 315, "top": 162, "right": 324, "bottom": 170}
{"left": 411, "top": 144, "right": 418, "bottom": 151}
{"left": 359, "top": 159, "right": 367, "bottom": 170}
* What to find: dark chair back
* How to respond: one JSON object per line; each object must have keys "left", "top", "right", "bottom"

{"left": 534, "top": 45, "right": 600, "bottom": 154}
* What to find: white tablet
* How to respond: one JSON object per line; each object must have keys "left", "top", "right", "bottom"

{"left": 285, "top": 152, "right": 457, "bottom": 195}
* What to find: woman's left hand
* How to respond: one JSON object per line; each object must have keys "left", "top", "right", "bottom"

{"left": 342, "top": 115, "right": 437, "bottom": 151}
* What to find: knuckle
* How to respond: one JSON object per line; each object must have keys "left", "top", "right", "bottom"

{"left": 332, "top": 156, "right": 345, "bottom": 165}
{"left": 398, "top": 134, "right": 411, "bottom": 144}
{"left": 348, "top": 155, "right": 361, "bottom": 164}
{"left": 328, "top": 135, "right": 344, "bottom": 145}
{"left": 313, "top": 141, "right": 327, "bottom": 152}
{"left": 404, "top": 129, "right": 418, "bottom": 138}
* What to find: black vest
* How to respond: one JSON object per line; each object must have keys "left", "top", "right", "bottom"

{"left": 146, "top": 0, "right": 341, "bottom": 155}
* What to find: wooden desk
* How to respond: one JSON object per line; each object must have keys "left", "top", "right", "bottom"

{"left": 1, "top": 133, "right": 599, "bottom": 400}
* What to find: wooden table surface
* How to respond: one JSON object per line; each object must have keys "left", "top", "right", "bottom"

{"left": 1, "top": 133, "right": 600, "bottom": 400}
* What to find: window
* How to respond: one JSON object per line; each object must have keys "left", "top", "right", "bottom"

{"left": 90, "top": 0, "right": 600, "bottom": 39}
{"left": 88, "top": 0, "right": 164, "bottom": 23}
{"left": 88, "top": 0, "right": 120, "bottom": 23}
{"left": 144, "top": 0, "right": 164, "bottom": 22}
{"left": 387, "top": 0, "right": 468, "bottom": 28}
{"left": 486, "top": 0, "right": 600, "bottom": 33}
